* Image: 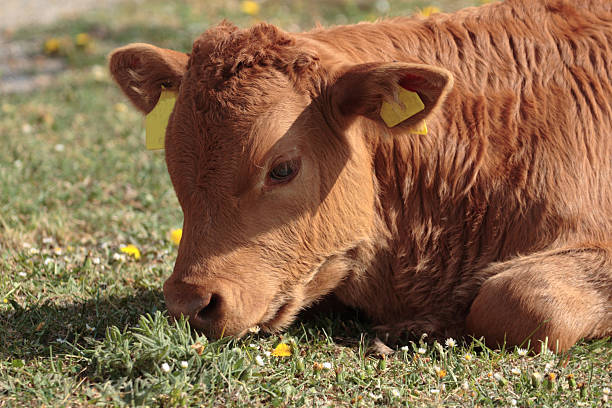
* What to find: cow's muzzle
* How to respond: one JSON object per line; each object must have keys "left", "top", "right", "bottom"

{"left": 163, "top": 279, "right": 232, "bottom": 337}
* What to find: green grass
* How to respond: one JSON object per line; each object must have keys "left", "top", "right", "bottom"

{"left": 1, "top": 0, "right": 610, "bottom": 406}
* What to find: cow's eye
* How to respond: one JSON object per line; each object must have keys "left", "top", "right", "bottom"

{"left": 267, "top": 159, "right": 300, "bottom": 185}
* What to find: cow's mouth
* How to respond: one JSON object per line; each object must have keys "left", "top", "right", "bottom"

{"left": 260, "top": 298, "right": 295, "bottom": 332}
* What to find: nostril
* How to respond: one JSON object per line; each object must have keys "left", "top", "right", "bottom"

{"left": 195, "top": 293, "right": 221, "bottom": 322}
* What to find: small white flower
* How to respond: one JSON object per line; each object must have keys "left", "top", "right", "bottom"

{"left": 390, "top": 388, "right": 401, "bottom": 398}
{"left": 263, "top": 350, "right": 271, "bottom": 357}
{"left": 249, "top": 343, "right": 258, "bottom": 348}
{"left": 42, "top": 237, "right": 54, "bottom": 245}
{"left": 511, "top": 367, "right": 522, "bottom": 375}
{"left": 462, "top": 380, "right": 470, "bottom": 390}
{"left": 112, "top": 253, "right": 125, "bottom": 261}
{"left": 14, "top": 159, "right": 23, "bottom": 169}
{"left": 511, "top": 399, "right": 518, "bottom": 406}
{"left": 400, "top": 345, "right": 410, "bottom": 351}
{"left": 430, "top": 388, "right": 440, "bottom": 394}
{"left": 54, "top": 144, "right": 65, "bottom": 152}
{"left": 180, "top": 361, "right": 188, "bottom": 369}
{"left": 368, "top": 392, "right": 382, "bottom": 400}
{"left": 18, "top": 272, "right": 27, "bottom": 277}
{"left": 44, "top": 258, "right": 53, "bottom": 265}
{"left": 56, "top": 338, "right": 66, "bottom": 344}
{"left": 248, "top": 325, "right": 260, "bottom": 334}
{"left": 602, "top": 387, "right": 610, "bottom": 395}
{"left": 322, "top": 362, "right": 332, "bottom": 370}
{"left": 516, "top": 348, "right": 528, "bottom": 356}
{"left": 493, "top": 373, "right": 503, "bottom": 381}
{"left": 22, "top": 242, "right": 32, "bottom": 249}
{"left": 53, "top": 247, "right": 63, "bottom": 256}
{"left": 161, "top": 362, "right": 171, "bottom": 373}
{"left": 21, "top": 123, "right": 33, "bottom": 134}
{"left": 445, "top": 338, "right": 457, "bottom": 348}
{"left": 417, "top": 347, "right": 427, "bottom": 354}
{"left": 85, "top": 323, "right": 95, "bottom": 332}
{"left": 92, "top": 257, "right": 101, "bottom": 265}
{"left": 255, "top": 355, "right": 265, "bottom": 366}
{"left": 92, "top": 65, "right": 106, "bottom": 81}
{"left": 544, "top": 362, "right": 553, "bottom": 372}
{"left": 29, "top": 248, "right": 40, "bottom": 255}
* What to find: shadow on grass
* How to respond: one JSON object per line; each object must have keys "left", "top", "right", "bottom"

{"left": 0, "top": 289, "right": 375, "bottom": 362}
{"left": 0, "top": 288, "right": 165, "bottom": 361}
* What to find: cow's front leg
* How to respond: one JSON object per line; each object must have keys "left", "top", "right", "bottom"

{"left": 465, "top": 245, "right": 612, "bottom": 353}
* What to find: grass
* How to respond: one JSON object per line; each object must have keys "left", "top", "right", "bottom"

{"left": 0, "top": 0, "right": 610, "bottom": 406}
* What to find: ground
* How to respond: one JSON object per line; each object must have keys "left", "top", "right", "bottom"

{"left": 0, "top": 0, "right": 610, "bottom": 406}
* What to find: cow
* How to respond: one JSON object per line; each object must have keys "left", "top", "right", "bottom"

{"left": 109, "top": 0, "right": 612, "bottom": 353}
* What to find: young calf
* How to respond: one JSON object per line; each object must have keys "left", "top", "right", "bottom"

{"left": 109, "top": 0, "right": 612, "bottom": 352}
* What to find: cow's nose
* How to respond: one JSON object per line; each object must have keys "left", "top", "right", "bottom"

{"left": 190, "top": 292, "right": 223, "bottom": 328}
{"left": 163, "top": 280, "right": 226, "bottom": 333}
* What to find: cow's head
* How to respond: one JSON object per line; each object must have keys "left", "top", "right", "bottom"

{"left": 109, "top": 22, "right": 453, "bottom": 338}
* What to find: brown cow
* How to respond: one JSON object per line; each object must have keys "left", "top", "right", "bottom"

{"left": 109, "top": 0, "right": 612, "bottom": 352}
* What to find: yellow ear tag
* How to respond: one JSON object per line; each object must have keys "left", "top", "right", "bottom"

{"left": 145, "top": 89, "right": 177, "bottom": 150}
{"left": 380, "top": 85, "right": 425, "bottom": 128}
{"left": 410, "top": 121, "right": 428, "bottom": 135}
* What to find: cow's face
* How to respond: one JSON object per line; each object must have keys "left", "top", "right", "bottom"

{"left": 110, "top": 23, "right": 452, "bottom": 338}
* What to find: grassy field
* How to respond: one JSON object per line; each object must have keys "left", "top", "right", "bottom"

{"left": 1, "top": 0, "right": 610, "bottom": 406}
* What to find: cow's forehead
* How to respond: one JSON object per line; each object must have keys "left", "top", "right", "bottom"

{"left": 167, "top": 68, "right": 310, "bottom": 200}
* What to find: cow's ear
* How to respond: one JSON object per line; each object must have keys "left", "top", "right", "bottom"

{"left": 330, "top": 62, "right": 453, "bottom": 130}
{"left": 109, "top": 43, "right": 189, "bottom": 114}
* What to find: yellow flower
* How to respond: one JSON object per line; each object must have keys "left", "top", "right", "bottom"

{"left": 75, "top": 33, "right": 91, "bottom": 48}
{"left": 170, "top": 228, "right": 182, "bottom": 245}
{"left": 44, "top": 38, "right": 61, "bottom": 55}
{"left": 120, "top": 244, "right": 141, "bottom": 260}
{"left": 436, "top": 367, "right": 447, "bottom": 378}
{"left": 420, "top": 6, "right": 441, "bottom": 17}
{"left": 241, "top": 1, "right": 260, "bottom": 16}
{"left": 464, "top": 353, "right": 473, "bottom": 361}
{"left": 271, "top": 343, "right": 292, "bottom": 357}
{"left": 2, "top": 298, "right": 7, "bottom": 304}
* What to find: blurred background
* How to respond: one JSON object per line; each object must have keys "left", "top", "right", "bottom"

{"left": 0, "top": 0, "right": 480, "bottom": 94}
